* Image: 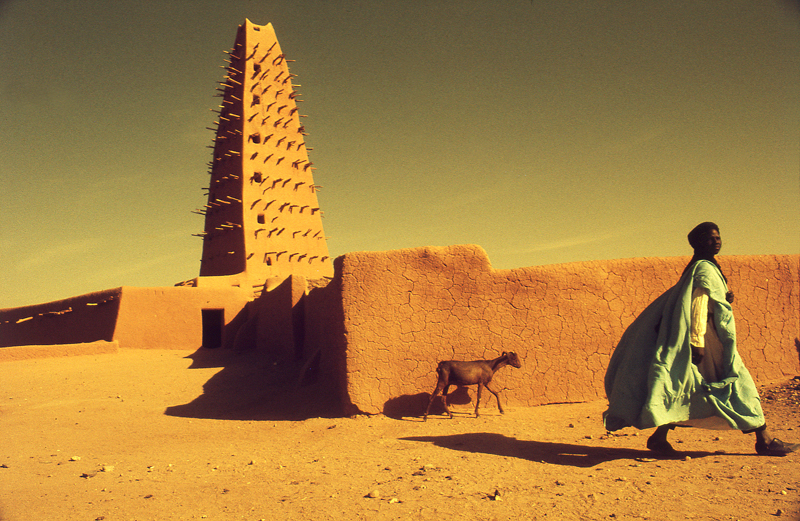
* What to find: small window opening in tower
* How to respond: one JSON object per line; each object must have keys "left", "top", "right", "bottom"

{"left": 252, "top": 95, "right": 261, "bottom": 106}
{"left": 265, "top": 256, "right": 272, "bottom": 266}
{"left": 253, "top": 172, "right": 263, "bottom": 183}
{"left": 254, "top": 63, "right": 261, "bottom": 73}
{"left": 257, "top": 213, "right": 265, "bottom": 224}
{"left": 249, "top": 132, "right": 261, "bottom": 143}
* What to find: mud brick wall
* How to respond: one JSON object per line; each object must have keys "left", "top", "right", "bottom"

{"left": 0, "top": 286, "right": 253, "bottom": 352}
{"left": 333, "top": 245, "right": 799, "bottom": 415}
{"left": 0, "top": 289, "right": 122, "bottom": 348}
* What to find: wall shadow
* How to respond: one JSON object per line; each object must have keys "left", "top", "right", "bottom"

{"left": 165, "top": 347, "right": 344, "bottom": 421}
{"left": 400, "top": 432, "right": 718, "bottom": 467}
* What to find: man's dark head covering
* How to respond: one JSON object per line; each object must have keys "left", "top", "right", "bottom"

{"left": 682, "top": 221, "right": 726, "bottom": 281}
{"left": 688, "top": 222, "right": 719, "bottom": 251}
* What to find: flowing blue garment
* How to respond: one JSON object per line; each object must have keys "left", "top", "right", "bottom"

{"left": 603, "top": 260, "right": 764, "bottom": 431}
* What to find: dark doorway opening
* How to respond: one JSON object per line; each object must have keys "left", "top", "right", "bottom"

{"left": 202, "top": 309, "right": 225, "bottom": 349}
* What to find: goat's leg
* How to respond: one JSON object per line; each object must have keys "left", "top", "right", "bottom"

{"left": 424, "top": 382, "right": 445, "bottom": 421}
{"left": 442, "top": 384, "right": 453, "bottom": 418}
{"left": 485, "top": 382, "right": 504, "bottom": 414}
{"left": 474, "top": 383, "right": 483, "bottom": 417}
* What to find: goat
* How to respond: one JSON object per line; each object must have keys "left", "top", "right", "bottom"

{"left": 423, "top": 351, "right": 522, "bottom": 421}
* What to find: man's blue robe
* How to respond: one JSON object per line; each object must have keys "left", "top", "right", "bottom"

{"left": 603, "top": 260, "right": 765, "bottom": 432}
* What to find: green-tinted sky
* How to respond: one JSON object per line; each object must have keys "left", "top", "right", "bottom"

{"left": 1, "top": 0, "right": 798, "bottom": 308}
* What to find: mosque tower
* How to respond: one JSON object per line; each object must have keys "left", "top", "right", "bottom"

{"left": 195, "top": 20, "right": 333, "bottom": 290}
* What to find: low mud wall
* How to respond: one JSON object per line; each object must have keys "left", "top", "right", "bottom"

{"left": 333, "top": 245, "right": 799, "bottom": 415}
{"left": 0, "top": 289, "right": 122, "bottom": 348}
{"left": 0, "top": 286, "right": 253, "bottom": 353}
{"left": 113, "top": 286, "right": 252, "bottom": 350}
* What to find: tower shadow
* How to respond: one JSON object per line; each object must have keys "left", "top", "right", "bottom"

{"left": 164, "top": 347, "right": 343, "bottom": 421}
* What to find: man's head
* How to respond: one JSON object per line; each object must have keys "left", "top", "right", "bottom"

{"left": 688, "top": 222, "right": 722, "bottom": 257}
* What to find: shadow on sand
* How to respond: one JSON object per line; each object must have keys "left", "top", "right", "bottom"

{"left": 164, "top": 347, "right": 343, "bottom": 421}
{"left": 383, "top": 387, "right": 474, "bottom": 420}
{"left": 400, "top": 432, "right": 720, "bottom": 467}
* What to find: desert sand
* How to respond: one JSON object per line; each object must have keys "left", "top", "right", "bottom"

{"left": 1, "top": 348, "right": 797, "bottom": 520}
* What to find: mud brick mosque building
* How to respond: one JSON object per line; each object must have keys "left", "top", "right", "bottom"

{"left": 1, "top": 21, "right": 798, "bottom": 416}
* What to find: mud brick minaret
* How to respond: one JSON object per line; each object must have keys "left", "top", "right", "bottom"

{"left": 196, "top": 20, "right": 333, "bottom": 288}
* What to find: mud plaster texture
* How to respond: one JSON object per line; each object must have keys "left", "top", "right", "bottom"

{"left": 333, "top": 245, "right": 799, "bottom": 415}
{"left": 199, "top": 20, "right": 332, "bottom": 286}
{"left": 0, "top": 286, "right": 253, "bottom": 350}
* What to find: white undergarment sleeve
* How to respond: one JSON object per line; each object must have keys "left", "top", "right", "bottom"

{"left": 690, "top": 287, "right": 710, "bottom": 348}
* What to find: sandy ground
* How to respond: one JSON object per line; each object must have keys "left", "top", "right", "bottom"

{"left": 1, "top": 348, "right": 798, "bottom": 521}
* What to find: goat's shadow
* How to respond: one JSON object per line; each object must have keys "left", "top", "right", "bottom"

{"left": 164, "top": 347, "right": 343, "bottom": 421}
{"left": 383, "top": 387, "right": 474, "bottom": 420}
{"left": 401, "top": 432, "right": 719, "bottom": 467}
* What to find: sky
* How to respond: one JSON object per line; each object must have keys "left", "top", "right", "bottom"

{"left": 1, "top": 0, "right": 798, "bottom": 309}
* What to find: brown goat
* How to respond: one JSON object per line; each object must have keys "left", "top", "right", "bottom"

{"left": 423, "top": 351, "right": 522, "bottom": 421}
